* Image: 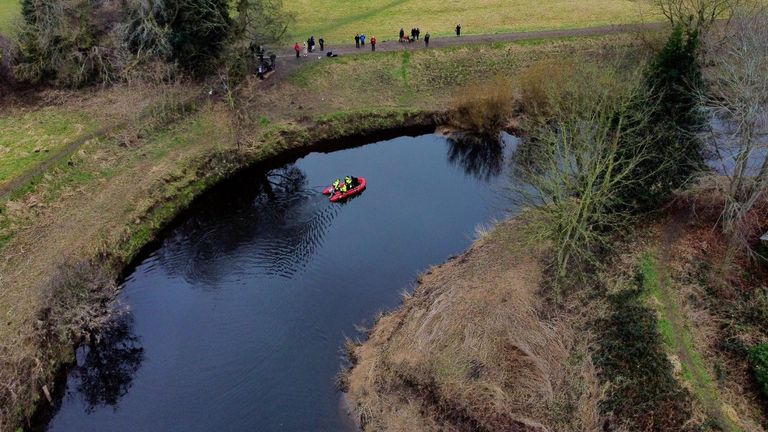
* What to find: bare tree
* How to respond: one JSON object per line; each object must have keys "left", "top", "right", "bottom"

{"left": 232, "top": 0, "right": 294, "bottom": 46}
{"left": 654, "top": 0, "right": 734, "bottom": 32}
{"left": 514, "top": 75, "right": 660, "bottom": 285}
{"left": 701, "top": 8, "right": 768, "bottom": 259}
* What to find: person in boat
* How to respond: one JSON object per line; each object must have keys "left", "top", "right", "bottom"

{"left": 332, "top": 178, "right": 342, "bottom": 192}
{"left": 344, "top": 175, "right": 359, "bottom": 188}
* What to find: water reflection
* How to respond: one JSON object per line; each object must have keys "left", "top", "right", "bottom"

{"left": 47, "top": 133, "right": 518, "bottom": 432}
{"left": 446, "top": 134, "right": 505, "bottom": 181}
{"left": 705, "top": 111, "right": 768, "bottom": 176}
{"left": 71, "top": 314, "right": 143, "bottom": 413}
{"left": 153, "top": 164, "right": 340, "bottom": 285}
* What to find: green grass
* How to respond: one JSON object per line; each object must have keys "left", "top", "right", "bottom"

{"left": 285, "top": 34, "right": 639, "bottom": 112}
{"left": 284, "top": 0, "right": 657, "bottom": 44}
{"left": 0, "top": 0, "right": 18, "bottom": 35}
{"left": 640, "top": 253, "right": 715, "bottom": 388}
{"left": 0, "top": 108, "right": 97, "bottom": 188}
{"left": 639, "top": 252, "right": 742, "bottom": 431}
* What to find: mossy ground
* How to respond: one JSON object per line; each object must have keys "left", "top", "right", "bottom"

{"left": 0, "top": 108, "right": 97, "bottom": 188}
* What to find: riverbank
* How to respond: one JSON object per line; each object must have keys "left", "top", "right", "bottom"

{"left": 345, "top": 218, "right": 601, "bottom": 431}
{"left": 0, "top": 106, "right": 436, "bottom": 430}
{"left": 344, "top": 198, "right": 768, "bottom": 430}
{"left": 0, "top": 32, "right": 652, "bottom": 430}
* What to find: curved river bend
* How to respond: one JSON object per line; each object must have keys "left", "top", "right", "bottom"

{"left": 47, "top": 132, "right": 519, "bottom": 431}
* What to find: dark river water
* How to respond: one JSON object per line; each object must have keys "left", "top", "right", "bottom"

{"left": 47, "top": 132, "right": 518, "bottom": 432}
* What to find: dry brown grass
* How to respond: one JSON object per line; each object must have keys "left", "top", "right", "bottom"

{"left": 652, "top": 178, "right": 768, "bottom": 430}
{"left": 448, "top": 75, "right": 516, "bottom": 136}
{"left": 347, "top": 220, "right": 603, "bottom": 432}
{"left": 515, "top": 56, "right": 636, "bottom": 122}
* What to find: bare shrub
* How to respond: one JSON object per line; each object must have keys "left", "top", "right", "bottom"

{"left": 38, "top": 260, "right": 118, "bottom": 346}
{"left": 0, "top": 259, "right": 118, "bottom": 430}
{"left": 514, "top": 68, "right": 659, "bottom": 285}
{"left": 13, "top": 0, "right": 124, "bottom": 87}
{"left": 516, "top": 58, "right": 629, "bottom": 124}
{"left": 701, "top": 8, "right": 768, "bottom": 261}
{"left": 654, "top": 0, "right": 734, "bottom": 32}
{"left": 448, "top": 75, "right": 515, "bottom": 137}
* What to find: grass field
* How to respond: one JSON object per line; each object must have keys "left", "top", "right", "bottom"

{"left": 0, "top": 108, "right": 96, "bottom": 188}
{"left": 0, "top": 0, "right": 656, "bottom": 42}
{"left": 0, "top": 0, "right": 18, "bottom": 35}
{"left": 284, "top": 0, "right": 657, "bottom": 43}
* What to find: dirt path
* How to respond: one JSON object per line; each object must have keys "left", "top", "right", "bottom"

{"left": 656, "top": 215, "right": 741, "bottom": 431}
{"left": 264, "top": 22, "right": 663, "bottom": 86}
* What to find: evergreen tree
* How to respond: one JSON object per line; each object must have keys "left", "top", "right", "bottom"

{"left": 127, "top": 0, "right": 231, "bottom": 75}
{"left": 622, "top": 24, "right": 705, "bottom": 210}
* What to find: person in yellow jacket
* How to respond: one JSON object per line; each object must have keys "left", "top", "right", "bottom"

{"left": 332, "top": 178, "right": 342, "bottom": 191}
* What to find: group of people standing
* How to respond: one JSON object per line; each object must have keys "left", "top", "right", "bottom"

{"left": 354, "top": 33, "right": 378, "bottom": 51}
{"left": 399, "top": 27, "right": 431, "bottom": 46}
{"left": 292, "top": 23, "right": 464, "bottom": 59}
{"left": 251, "top": 43, "right": 277, "bottom": 80}
{"left": 294, "top": 36, "right": 325, "bottom": 58}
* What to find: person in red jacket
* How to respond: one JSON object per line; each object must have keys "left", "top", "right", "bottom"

{"left": 294, "top": 42, "right": 300, "bottom": 58}
{"left": 370, "top": 36, "right": 377, "bottom": 51}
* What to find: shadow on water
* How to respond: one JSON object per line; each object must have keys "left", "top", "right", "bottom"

{"left": 45, "top": 132, "right": 519, "bottom": 432}
{"left": 74, "top": 315, "right": 143, "bottom": 413}
{"left": 46, "top": 314, "right": 144, "bottom": 417}
{"left": 154, "top": 164, "right": 341, "bottom": 285}
{"left": 446, "top": 134, "right": 505, "bottom": 181}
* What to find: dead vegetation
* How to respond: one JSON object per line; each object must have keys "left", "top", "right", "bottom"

{"left": 658, "top": 180, "right": 768, "bottom": 428}
{"left": 0, "top": 259, "right": 117, "bottom": 430}
{"left": 447, "top": 75, "right": 517, "bottom": 137}
{"left": 346, "top": 220, "right": 603, "bottom": 432}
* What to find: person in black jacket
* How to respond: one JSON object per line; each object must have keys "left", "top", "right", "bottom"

{"left": 456, "top": 24, "right": 461, "bottom": 36}
{"left": 319, "top": 38, "right": 325, "bottom": 51}
{"left": 399, "top": 28, "right": 405, "bottom": 41}
{"left": 424, "top": 32, "right": 430, "bottom": 47}
{"left": 355, "top": 33, "right": 360, "bottom": 48}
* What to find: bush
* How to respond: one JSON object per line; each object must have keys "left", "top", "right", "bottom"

{"left": 627, "top": 24, "right": 705, "bottom": 210}
{"left": 448, "top": 75, "right": 515, "bottom": 137}
{"left": 514, "top": 66, "right": 658, "bottom": 282}
{"left": 517, "top": 59, "right": 628, "bottom": 123}
{"left": 126, "top": 0, "right": 232, "bottom": 75}
{"left": 38, "top": 260, "right": 118, "bottom": 344}
{"left": 13, "top": 0, "right": 124, "bottom": 86}
{"left": 748, "top": 343, "right": 768, "bottom": 400}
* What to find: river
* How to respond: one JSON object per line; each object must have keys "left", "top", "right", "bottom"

{"left": 46, "top": 132, "right": 518, "bottom": 431}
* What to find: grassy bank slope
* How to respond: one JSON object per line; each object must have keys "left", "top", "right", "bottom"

{"left": 285, "top": 0, "right": 657, "bottom": 43}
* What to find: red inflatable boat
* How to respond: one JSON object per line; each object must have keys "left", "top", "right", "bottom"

{"left": 323, "top": 177, "right": 367, "bottom": 202}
